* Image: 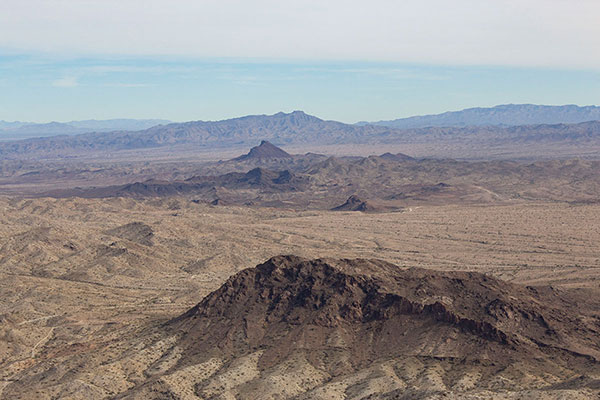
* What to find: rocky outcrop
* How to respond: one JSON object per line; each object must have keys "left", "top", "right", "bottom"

{"left": 171, "top": 256, "right": 600, "bottom": 372}
{"left": 332, "top": 195, "right": 376, "bottom": 212}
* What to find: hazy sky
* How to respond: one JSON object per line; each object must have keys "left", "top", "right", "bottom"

{"left": 1, "top": 0, "right": 599, "bottom": 122}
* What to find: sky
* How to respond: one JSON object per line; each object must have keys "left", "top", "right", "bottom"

{"left": 1, "top": 0, "right": 599, "bottom": 123}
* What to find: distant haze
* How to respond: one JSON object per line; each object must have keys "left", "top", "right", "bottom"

{"left": 360, "top": 104, "right": 600, "bottom": 129}
{"left": 0, "top": 119, "right": 171, "bottom": 140}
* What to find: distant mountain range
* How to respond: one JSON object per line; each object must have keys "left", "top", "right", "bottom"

{"left": 1, "top": 107, "right": 600, "bottom": 160}
{"left": 0, "top": 119, "right": 171, "bottom": 140}
{"left": 3, "top": 104, "right": 599, "bottom": 143}
{"left": 360, "top": 104, "right": 600, "bottom": 128}
{"left": 0, "top": 111, "right": 387, "bottom": 157}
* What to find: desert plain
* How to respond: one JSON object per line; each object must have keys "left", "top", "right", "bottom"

{"left": 1, "top": 193, "right": 599, "bottom": 398}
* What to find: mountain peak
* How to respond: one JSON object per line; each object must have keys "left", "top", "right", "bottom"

{"left": 234, "top": 140, "right": 292, "bottom": 160}
{"left": 271, "top": 110, "right": 322, "bottom": 124}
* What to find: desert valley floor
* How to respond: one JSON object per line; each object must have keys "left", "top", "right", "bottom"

{"left": 1, "top": 196, "right": 599, "bottom": 399}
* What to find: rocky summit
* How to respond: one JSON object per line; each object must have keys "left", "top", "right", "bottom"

{"left": 235, "top": 140, "right": 293, "bottom": 160}
{"left": 123, "top": 255, "right": 600, "bottom": 399}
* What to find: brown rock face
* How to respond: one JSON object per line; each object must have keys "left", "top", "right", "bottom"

{"left": 171, "top": 256, "right": 600, "bottom": 375}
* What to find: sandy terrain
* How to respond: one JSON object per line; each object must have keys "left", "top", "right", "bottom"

{"left": 0, "top": 196, "right": 599, "bottom": 398}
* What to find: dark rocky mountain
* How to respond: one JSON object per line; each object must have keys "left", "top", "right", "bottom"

{"left": 331, "top": 195, "right": 375, "bottom": 212}
{"left": 47, "top": 167, "right": 309, "bottom": 199}
{"left": 158, "top": 255, "right": 600, "bottom": 398}
{"left": 186, "top": 167, "right": 308, "bottom": 190}
{"left": 362, "top": 104, "right": 600, "bottom": 129}
{"left": 234, "top": 140, "right": 292, "bottom": 160}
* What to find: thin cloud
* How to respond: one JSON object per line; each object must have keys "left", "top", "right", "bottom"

{"left": 83, "top": 65, "right": 198, "bottom": 74}
{"left": 52, "top": 76, "right": 78, "bottom": 87}
{"left": 295, "top": 66, "right": 447, "bottom": 81}
{"left": 102, "top": 82, "right": 152, "bottom": 88}
{"left": 0, "top": 1, "right": 599, "bottom": 69}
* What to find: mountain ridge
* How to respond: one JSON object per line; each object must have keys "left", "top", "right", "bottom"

{"left": 1, "top": 109, "right": 600, "bottom": 160}
{"left": 360, "top": 104, "right": 600, "bottom": 128}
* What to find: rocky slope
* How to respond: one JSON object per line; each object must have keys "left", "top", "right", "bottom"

{"left": 120, "top": 255, "right": 600, "bottom": 399}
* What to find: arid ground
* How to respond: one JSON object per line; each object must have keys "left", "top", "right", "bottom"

{"left": 1, "top": 130, "right": 600, "bottom": 399}
{"left": 1, "top": 196, "right": 599, "bottom": 399}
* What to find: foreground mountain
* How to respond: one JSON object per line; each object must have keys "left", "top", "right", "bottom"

{"left": 363, "top": 104, "right": 600, "bottom": 128}
{"left": 120, "top": 255, "right": 600, "bottom": 399}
